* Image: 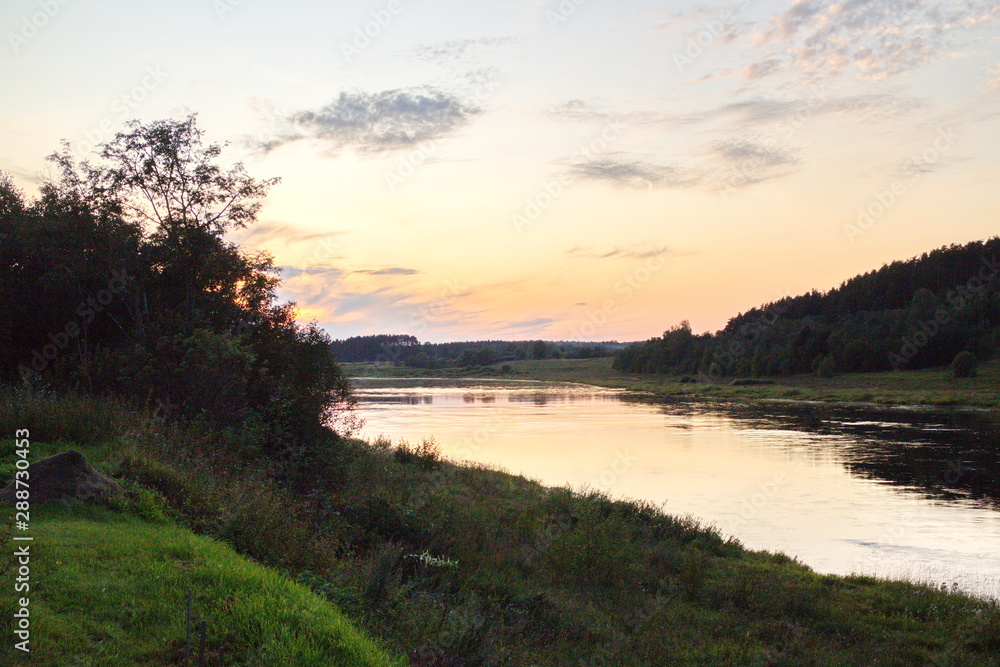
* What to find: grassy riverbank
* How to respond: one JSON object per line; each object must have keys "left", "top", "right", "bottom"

{"left": 2, "top": 388, "right": 999, "bottom": 665}
{"left": 343, "top": 357, "right": 1000, "bottom": 409}
{"left": 1, "top": 504, "right": 403, "bottom": 666}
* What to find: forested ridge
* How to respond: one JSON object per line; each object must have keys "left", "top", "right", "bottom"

{"left": 615, "top": 238, "right": 1000, "bottom": 377}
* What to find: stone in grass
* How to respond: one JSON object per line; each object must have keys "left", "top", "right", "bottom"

{"left": 1, "top": 449, "right": 126, "bottom": 504}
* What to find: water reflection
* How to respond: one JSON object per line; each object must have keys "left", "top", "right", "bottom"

{"left": 352, "top": 377, "right": 1000, "bottom": 598}
{"left": 642, "top": 399, "right": 1000, "bottom": 509}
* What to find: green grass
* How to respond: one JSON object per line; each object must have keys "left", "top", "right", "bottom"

{"left": 2, "top": 388, "right": 999, "bottom": 665}
{"left": 0, "top": 505, "right": 403, "bottom": 667}
{"left": 346, "top": 357, "right": 1000, "bottom": 409}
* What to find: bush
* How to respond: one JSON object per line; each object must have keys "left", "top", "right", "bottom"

{"left": 817, "top": 355, "right": 836, "bottom": 378}
{"left": 951, "top": 351, "right": 977, "bottom": 378}
{"left": 393, "top": 437, "right": 442, "bottom": 471}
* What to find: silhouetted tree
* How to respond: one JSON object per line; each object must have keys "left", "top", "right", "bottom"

{"left": 1, "top": 117, "right": 357, "bottom": 447}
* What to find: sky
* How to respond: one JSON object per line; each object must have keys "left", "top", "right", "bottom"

{"left": 2, "top": 0, "right": 999, "bottom": 343}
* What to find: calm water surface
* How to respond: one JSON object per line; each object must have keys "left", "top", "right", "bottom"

{"left": 353, "top": 377, "right": 1000, "bottom": 598}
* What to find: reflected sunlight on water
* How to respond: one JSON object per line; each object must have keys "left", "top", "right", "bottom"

{"left": 353, "top": 377, "right": 1000, "bottom": 599}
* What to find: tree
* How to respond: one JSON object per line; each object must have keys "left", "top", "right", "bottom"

{"left": 85, "top": 116, "right": 278, "bottom": 236}
{"left": 46, "top": 116, "right": 281, "bottom": 332}
{"left": 951, "top": 351, "right": 977, "bottom": 378}
{"left": 2, "top": 117, "right": 358, "bottom": 445}
{"left": 908, "top": 287, "right": 938, "bottom": 322}
{"left": 474, "top": 347, "right": 499, "bottom": 366}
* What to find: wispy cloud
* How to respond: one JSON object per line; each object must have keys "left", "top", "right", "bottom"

{"left": 231, "top": 222, "right": 348, "bottom": 255}
{"left": 988, "top": 63, "right": 1000, "bottom": 91}
{"left": 741, "top": 59, "right": 782, "bottom": 81}
{"left": 408, "top": 37, "right": 520, "bottom": 65}
{"left": 683, "top": 98, "right": 799, "bottom": 126}
{"left": 568, "top": 155, "right": 700, "bottom": 189}
{"left": 566, "top": 137, "right": 799, "bottom": 194}
{"left": 566, "top": 244, "right": 672, "bottom": 260}
{"left": 251, "top": 88, "right": 482, "bottom": 154}
{"left": 711, "top": 138, "right": 798, "bottom": 169}
{"left": 279, "top": 266, "right": 346, "bottom": 280}
{"left": 654, "top": 6, "right": 748, "bottom": 44}
{"left": 353, "top": 267, "right": 422, "bottom": 276}
{"left": 549, "top": 91, "right": 923, "bottom": 131}
{"left": 498, "top": 316, "right": 558, "bottom": 331}
{"left": 749, "top": 0, "right": 1000, "bottom": 84}
{"left": 705, "top": 136, "right": 801, "bottom": 189}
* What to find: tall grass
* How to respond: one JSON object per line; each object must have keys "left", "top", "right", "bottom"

{"left": 2, "top": 386, "right": 999, "bottom": 665}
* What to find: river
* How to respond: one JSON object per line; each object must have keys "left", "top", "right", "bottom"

{"left": 352, "top": 377, "right": 1000, "bottom": 599}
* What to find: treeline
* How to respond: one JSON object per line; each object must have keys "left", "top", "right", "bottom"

{"left": 328, "top": 334, "right": 420, "bottom": 362}
{"left": 331, "top": 335, "right": 621, "bottom": 368}
{"left": 615, "top": 238, "right": 1000, "bottom": 377}
{"left": 0, "top": 117, "right": 356, "bottom": 450}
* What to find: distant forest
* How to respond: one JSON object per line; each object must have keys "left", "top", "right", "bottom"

{"left": 614, "top": 238, "right": 1000, "bottom": 378}
{"left": 330, "top": 335, "right": 623, "bottom": 368}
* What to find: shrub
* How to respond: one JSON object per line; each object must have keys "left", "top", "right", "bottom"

{"left": 817, "top": 355, "right": 836, "bottom": 378}
{"left": 393, "top": 437, "right": 442, "bottom": 470}
{"left": 951, "top": 351, "right": 977, "bottom": 378}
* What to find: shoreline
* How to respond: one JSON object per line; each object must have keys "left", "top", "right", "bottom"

{"left": 341, "top": 357, "right": 1000, "bottom": 412}
{"left": 5, "top": 387, "right": 1000, "bottom": 664}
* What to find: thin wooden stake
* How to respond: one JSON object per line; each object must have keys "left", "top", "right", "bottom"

{"left": 198, "top": 620, "right": 207, "bottom": 666}
{"left": 185, "top": 589, "right": 193, "bottom": 661}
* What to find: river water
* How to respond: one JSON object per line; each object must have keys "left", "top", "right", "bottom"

{"left": 352, "top": 377, "right": 1000, "bottom": 599}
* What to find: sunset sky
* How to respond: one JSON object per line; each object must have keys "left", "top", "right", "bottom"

{"left": 2, "top": 0, "right": 999, "bottom": 342}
